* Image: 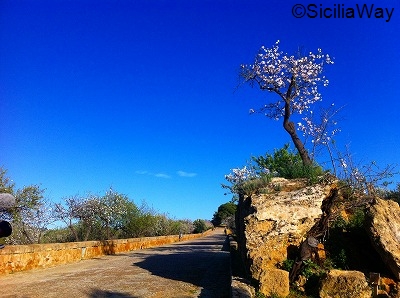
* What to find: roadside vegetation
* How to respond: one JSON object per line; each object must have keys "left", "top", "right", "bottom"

{"left": 0, "top": 167, "right": 212, "bottom": 245}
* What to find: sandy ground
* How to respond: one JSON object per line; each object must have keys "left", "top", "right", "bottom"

{"left": 0, "top": 229, "right": 231, "bottom": 298}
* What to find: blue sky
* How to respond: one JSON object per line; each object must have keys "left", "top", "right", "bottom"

{"left": 1, "top": 0, "right": 399, "bottom": 222}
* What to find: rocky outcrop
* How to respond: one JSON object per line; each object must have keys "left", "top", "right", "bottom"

{"left": 235, "top": 176, "right": 400, "bottom": 297}
{"left": 366, "top": 198, "right": 400, "bottom": 280}
{"left": 236, "top": 177, "right": 337, "bottom": 294}
{"left": 319, "top": 270, "right": 372, "bottom": 298}
{"left": 259, "top": 268, "right": 289, "bottom": 297}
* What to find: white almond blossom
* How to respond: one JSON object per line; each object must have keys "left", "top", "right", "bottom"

{"left": 241, "top": 41, "right": 333, "bottom": 119}
{"left": 240, "top": 41, "right": 334, "bottom": 165}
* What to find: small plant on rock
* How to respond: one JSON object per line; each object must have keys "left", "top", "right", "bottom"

{"left": 253, "top": 144, "right": 325, "bottom": 183}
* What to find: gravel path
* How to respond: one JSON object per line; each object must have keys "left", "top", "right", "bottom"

{"left": 0, "top": 229, "right": 231, "bottom": 298}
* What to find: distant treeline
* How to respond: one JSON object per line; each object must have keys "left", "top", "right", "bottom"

{"left": 0, "top": 167, "right": 212, "bottom": 245}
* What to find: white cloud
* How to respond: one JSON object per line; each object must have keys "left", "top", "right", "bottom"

{"left": 136, "top": 170, "right": 171, "bottom": 179}
{"left": 154, "top": 173, "right": 171, "bottom": 179}
{"left": 177, "top": 170, "right": 197, "bottom": 178}
{"left": 135, "top": 170, "right": 149, "bottom": 175}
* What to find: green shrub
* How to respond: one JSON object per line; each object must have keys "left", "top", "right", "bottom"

{"left": 348, "top": 208, "right": 365, "bottom": 229}
{"left": 212, "top": 202, "right": 237, "bottom": 227}
{"left": 332, "top": 208, "right": 365, "bottom": 231}
{"left": 255, "top": 292, "right": 267, "bottom": 298}
{"left": 301, "top": 260, "right": 325, "bottom": 279}
{"left": 193, "top": 219, "right": 208, "bottom": 233}
{"left": 237, "top": 175, "right": 271, "bottom": 196}
{"left": 281, "top": 258, "right": 295, "bottom": 272}
{"left": 255, "top": 292, "right": 283, "bottom": 298}
{"left": 253, "top": 144, "right": 324, "bottom": 183}
{"left": 331, "top": 215, "right": 347, "bottom": 230}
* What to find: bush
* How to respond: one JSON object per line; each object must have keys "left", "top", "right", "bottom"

{"left": 237, "top": 175, "right": 271, "bottom": 196}
{"left": 253, "top": 144, "right": 324, "bottom": 183}
{"left": 212, "top": 202, "right": 237, "bottom": 226}
{"left": 348, "top": 208, "right": 365, "bottom": 229}
{"left": 281, "top": 258, "right": 295, "bottom": 272}
{"left": 193, "top": 219, "right": 208, "bottom": 233}
{"left": 223, "top": 145, "right": 326, "bottom": 200}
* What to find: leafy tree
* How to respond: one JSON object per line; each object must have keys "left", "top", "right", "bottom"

{"left": 2, "top": 167, "right": 198, "bottom": 243}
{"left": 112, "top": 198, "right": 142, "bottom": 238}
{"left": 0, "top": 167, "right": 54, "bottom": 244}
{"left": 54, "top": 195, "right": 100, "bottom": 241}
{"left": 0, "top": 167, "right": 15, "bottom": 195}
{"left": 54, "top": 190, "right": 131, "bottom": 241}
{"left": 240, "top": 41, "right": 333, "bottom": 166}
{"left": 96, "top": 189, "right": 131, "bottom": 239}
{"left": 212, "top": 202, "right": 237, "bottom": 226}
{"left": 0, "top": 168, "right": 15, "bottom": 221}
{"left": 127, "top": 201, "right": 162, "bottom": 237}
{"left": 53, "top": 196, "right": 79, "bottom": 241}
{"left": 11, "top": 188, "right": 54, "bottom": 244}
{"left": 193, "top": 219, "right": 208, "bottom": 233}
{"left": 172, "top": 219, "right": 194, "bottom": 235}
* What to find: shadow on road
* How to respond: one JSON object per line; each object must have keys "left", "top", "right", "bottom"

{"left": 134, "top": 233, "right": 231, "bottom": 298}
{"left": 87, "top": 289, "right": 139, "bottom": 298}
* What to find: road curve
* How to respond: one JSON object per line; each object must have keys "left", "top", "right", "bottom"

{"left": 1, "top": 228, "right": 231, "bottom": 298}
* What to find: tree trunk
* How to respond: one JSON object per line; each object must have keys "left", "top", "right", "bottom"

{"left": 283, "top": 120, "right": 312, "bottom": 166}
{"left": 68, "top": 224, "right": 80, "bottom": 242}
{"left": 282, "top": 77, "right": 313, "bottom": 166}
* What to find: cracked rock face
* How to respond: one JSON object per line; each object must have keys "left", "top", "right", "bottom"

{"left": 236, "top": 178, "right": 336, "bottom": 282}
{"left": 319, "top": 270, "right": 372, "bottom": 298}
{"left": 366, "top": 198, "right": 400, "bottom": 281}
{"left": 236, "top": 177, "right": 400, "bottom": 296}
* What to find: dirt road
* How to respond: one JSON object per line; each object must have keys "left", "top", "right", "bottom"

{"left": 0, "top": 229, "right": 231, "bottom": 298}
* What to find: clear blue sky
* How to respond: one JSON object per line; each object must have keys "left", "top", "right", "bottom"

{"left": 1, "top": 0, "right": 399, "bottom": 221}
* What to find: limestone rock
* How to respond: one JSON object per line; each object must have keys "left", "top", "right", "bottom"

{"left": 319, "top": 270, "right": 372, "bottom": 298}
{"left": 231, "top": 277, "right": 255, "bottom": 298}
{"left": 259, "top": 269, "right": 290, "bottom": 297}
{"left": 236, "top": 178, "right": 336, "bottom": 279}
{"left": 366, "top": 198, "right": 400, "bottom": 280}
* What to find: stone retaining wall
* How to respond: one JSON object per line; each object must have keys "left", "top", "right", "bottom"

{"left": 0, "top": 231, "right": 211, "bottom": 275}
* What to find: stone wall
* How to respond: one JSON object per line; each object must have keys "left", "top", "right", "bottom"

{"left": 0, "top": 231, "right": 211, "bottom": 275}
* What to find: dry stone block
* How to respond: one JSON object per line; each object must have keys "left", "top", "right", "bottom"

{"left": 236, "top": 178, "right": 337, "bottom": 281}
{"left": 319, "top": 269, "right": 372, "bottom": 298}
{"left": 259, "top": 268, "right": 290, "bottom": 297}
{"left": 366, "top": 198, "right": 400, "bottom": 280}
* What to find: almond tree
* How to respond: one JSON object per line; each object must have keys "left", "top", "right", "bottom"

{"left": 54, "top": 195, "right": 103, "bottom": 241}
{"left": 1, "top": 167, "right": 54, "bottom": 244}
{"left": 97, "top": 189, "right": 130, "bottom": 239}
{"left": 240, "top": 41, "right": 334, "bottom": 166}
